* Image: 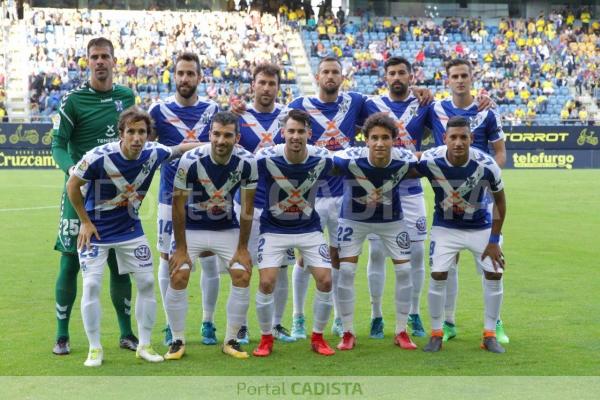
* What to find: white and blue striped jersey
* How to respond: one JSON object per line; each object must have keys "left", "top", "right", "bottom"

{"left": 73, "top": 141, "right": 172, "bottom": 243}
{"left": 256, "top": 144, "right": 333, "bottom": 235}
{"left": 429, "top": 99, "right": 504, "bottom": 153}
{"left": 148, "top": 96, "right": 219, "bottom": 205}
{"left": 363, "top": 93, "right": 429, "bottom": 196}
{"left": 174, "top": 144, "right": 257, "bottom": 231}
{"left": 334, "top": 146, "right": 417, "bottom": 223}
{"left": 417, "top": 146, "right": 503, "bottom": 230}
{"left": 281, "top": 92, "right": 367, "bottom": 197}
{"left": 237, "top": 104, "right": 285, "bottom": 208}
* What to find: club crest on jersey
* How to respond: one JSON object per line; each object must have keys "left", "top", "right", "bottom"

{"left": 134, "top": 245, "right": 152, "bottom": 261}
{"left": 468, "top": 113, "right": 486, "bottom": 131}
{"left": 396, "top": 231, "right": 410, "bottom": 249}
{"left": 228, "top": 170, "right": 242, "bottom": 183}
{"left": 200, "top": 113, "right": 212, "bottom": 125}
{"left": 339, "top": 97, "right": 351, "bottom": 114}
{"left": 416, "top": 217, "right": 427, "bottom": 232}
{"left": 464, "top": 176, "right": 477, "bottom": 190}
{"left": 319, "top": 244, "right": 331, "bottom": 261}
{"left": 141, "top": 160, "right": 152, "bottom": 175}
{"left": 115, "top": 100, "right": 124, "bottom": 112}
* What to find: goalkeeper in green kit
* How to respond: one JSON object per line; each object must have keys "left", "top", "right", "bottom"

{"left": 51, "top": 37, "right": 137, "bottom": 355}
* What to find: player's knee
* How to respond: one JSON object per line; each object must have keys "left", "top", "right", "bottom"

{"left": 83, "top": 275, "right": 102, "bottom": 297}
{"left": 135, "top": 273, "right": 155, "bottom": 295}
{"left": 231, "top": 270, "right": 251, "bottom": 288}
{"left": 259, "top": 279, "right": 275, "bottom": 294}
{"left": 316, "top": 275, "right": 332, "bottom": 292}
{"left": 431, "top": 271, "right": 448, "bottom": 281}
{"left": 170, "top": 270, "right": 190, "bottom": 290}
{"left": 484, "top": 271, "right": 503, "bottom": 280}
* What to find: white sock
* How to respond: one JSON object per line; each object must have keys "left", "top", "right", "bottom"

{"left": 200, "top": 255, "right": 219, "bottom": 323}
{"left": 367, "top": 239, "right": 386, "bottom": 319}
{"left": 331, "top": 266, "right": 341, "bottom": 320}
{"left": 394, "top": 263, "right": 412, "bottom": 334}
{"left": 256, "top": 290, "right": 274, "bottom": 335}
{"left": 273, "top": 267, "right": 288, "bottom": 326}
{"left": 292, "top": 262, "right": 310, "bottom": 317}
{"left": 158, "top": 257, "right": 170, "bottom": 322}
{"left": 165, "top": 285, "right": 188, "bottom": 342}
{"left": 133, "top": 272, "right": 156, "bottom": 347}
{"left": 428, "top": 278, "right": 447, "bottom": 331}
{"left": 312, "top": 288, "right": 333, "bottom": 334}
{"left": 445, "top": 265, "right": 458, "bottom": 324}
{"left": 81, "top": 273, "right": 103, "bottom": 349}
{"left": 226, "top": 285, "right": 250, "bottom": 342}
{"left": 483, "top": 278, "right": 503, "bottom": 332}
{"left": 337, "top": 262, "right": 357, "bottom": 333}
{"left": 409, "top": 241, "right": 425, "bottom": 315}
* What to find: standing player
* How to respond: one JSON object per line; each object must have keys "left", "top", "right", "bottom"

{"left": 164, "top": 112, "right": 257, "bottom": 360}
{"left": 283, "top": 57, "right": 367, "bottom": 339}
{"left": 51, "top": 37, "right": 136, "bottom": 355}
{"left": 253, "top": 110, "right": 335, "bottom": 357}
{"left": 148, "top": 52, "right": 220, "bottom": 346}
{"left": 233, "top": 63, "right": 295, "bottom": 344}
{"left": 66, "top": 107, "right": 200, "bottom": 366}
{"left": 361, "top": 57, "right": 431, "bottom": 339}
{"left": 429, "top": 58, "right": 508, "bottom": 344}
{"left": 333, "top": 113, "right": 418, "bottom": 351}
{"left": 417, "top": 116, "right": 507, "bottom": 353}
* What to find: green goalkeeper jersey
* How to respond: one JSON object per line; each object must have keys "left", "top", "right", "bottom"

{"left": 51, "top": 82, "right": 135, "bottom": 174}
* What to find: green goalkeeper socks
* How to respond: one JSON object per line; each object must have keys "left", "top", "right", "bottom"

{"left": 55, "top": 253, "right": 79, "bottom": 339}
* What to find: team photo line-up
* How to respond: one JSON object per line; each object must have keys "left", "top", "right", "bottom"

{"left": 51, "top": 36, "right": 508, "bottom": 367}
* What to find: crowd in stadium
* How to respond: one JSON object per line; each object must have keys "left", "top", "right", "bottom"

{"left": 20, "top": 4, "right": 600, "bottom": 125}
{"left": 27, "top": 8, "right": 296, "bottom": 117}
{"left": 303, "top": 5, "right": 598, "bottom": 125}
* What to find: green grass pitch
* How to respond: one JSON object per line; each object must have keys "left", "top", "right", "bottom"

{"left": 0, "top": 169, "right": 599, "bottom": 376}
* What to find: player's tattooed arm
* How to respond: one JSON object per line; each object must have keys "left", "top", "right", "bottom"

{"left": 169, "top": 188, "right": 192, "bottom": 276}
{"left": 230, "top": 187, "right": 256, "bottom": 273}
{"left": 482, "top": 189, "right": 506, "bottom": 271}
{"left": 66, "top": 175, "right": 100, "bottom": 250}
{"left": 410, "top": 86, "right": 434, "bottom": 106}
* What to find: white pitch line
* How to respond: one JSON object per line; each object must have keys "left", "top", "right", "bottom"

{"left": 0, "top": 205, "right": 57, "bottom": 212}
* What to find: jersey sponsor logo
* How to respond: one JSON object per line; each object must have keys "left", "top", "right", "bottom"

{"left": 416, "top": 216, "right": 427, "bottom": 232}
{"left": 192, "top": 157, "right": 245, "bottom": 215}
{"left": 100, "top": 97, "right": 114, "bottom": 103}
{"left": 396, "top": 231, "right": 410, "bottom": 249}
{"left": 348, "top": 156, "right": 410, "bottom": 206}
{"left": 319, "top": 243, "right": 331, "bottom": 260}
{"left": 134, "top": 244, "right": 152, "bottom": 261}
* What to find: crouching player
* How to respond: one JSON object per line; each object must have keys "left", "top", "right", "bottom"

{"left": 66, "top": 107, "right": 200, "bottom": 366}
{"left": 333, "top": 113, "right": 419, "bottom": 351}
{"left": 166, "top": 112, "right": 257, "bottom": 360}
{"left": 417, "top": 116, "right": 507, "bottom": 353}
{"left": 253, "top": 109, "right": 336, "bottom": 357}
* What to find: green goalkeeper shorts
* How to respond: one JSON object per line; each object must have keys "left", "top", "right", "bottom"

{"left": 54, "top": 182, "right": 80, "bottom": 255}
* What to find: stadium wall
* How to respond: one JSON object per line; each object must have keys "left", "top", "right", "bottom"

{"left": 0, "top": 123, "right": 598, "bottom": 169}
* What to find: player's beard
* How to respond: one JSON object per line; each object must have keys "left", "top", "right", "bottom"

{"left": 176, "top": 84, "right": 198, "bottom": 99}
{"left": 258, "top": 93, "right": 275, "bottom": 108}
{"left": 389, "top": 82, "right": 408, "bottom": 98}
{"left": 321, "top": 81, "right": 340, "bottom": 96}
